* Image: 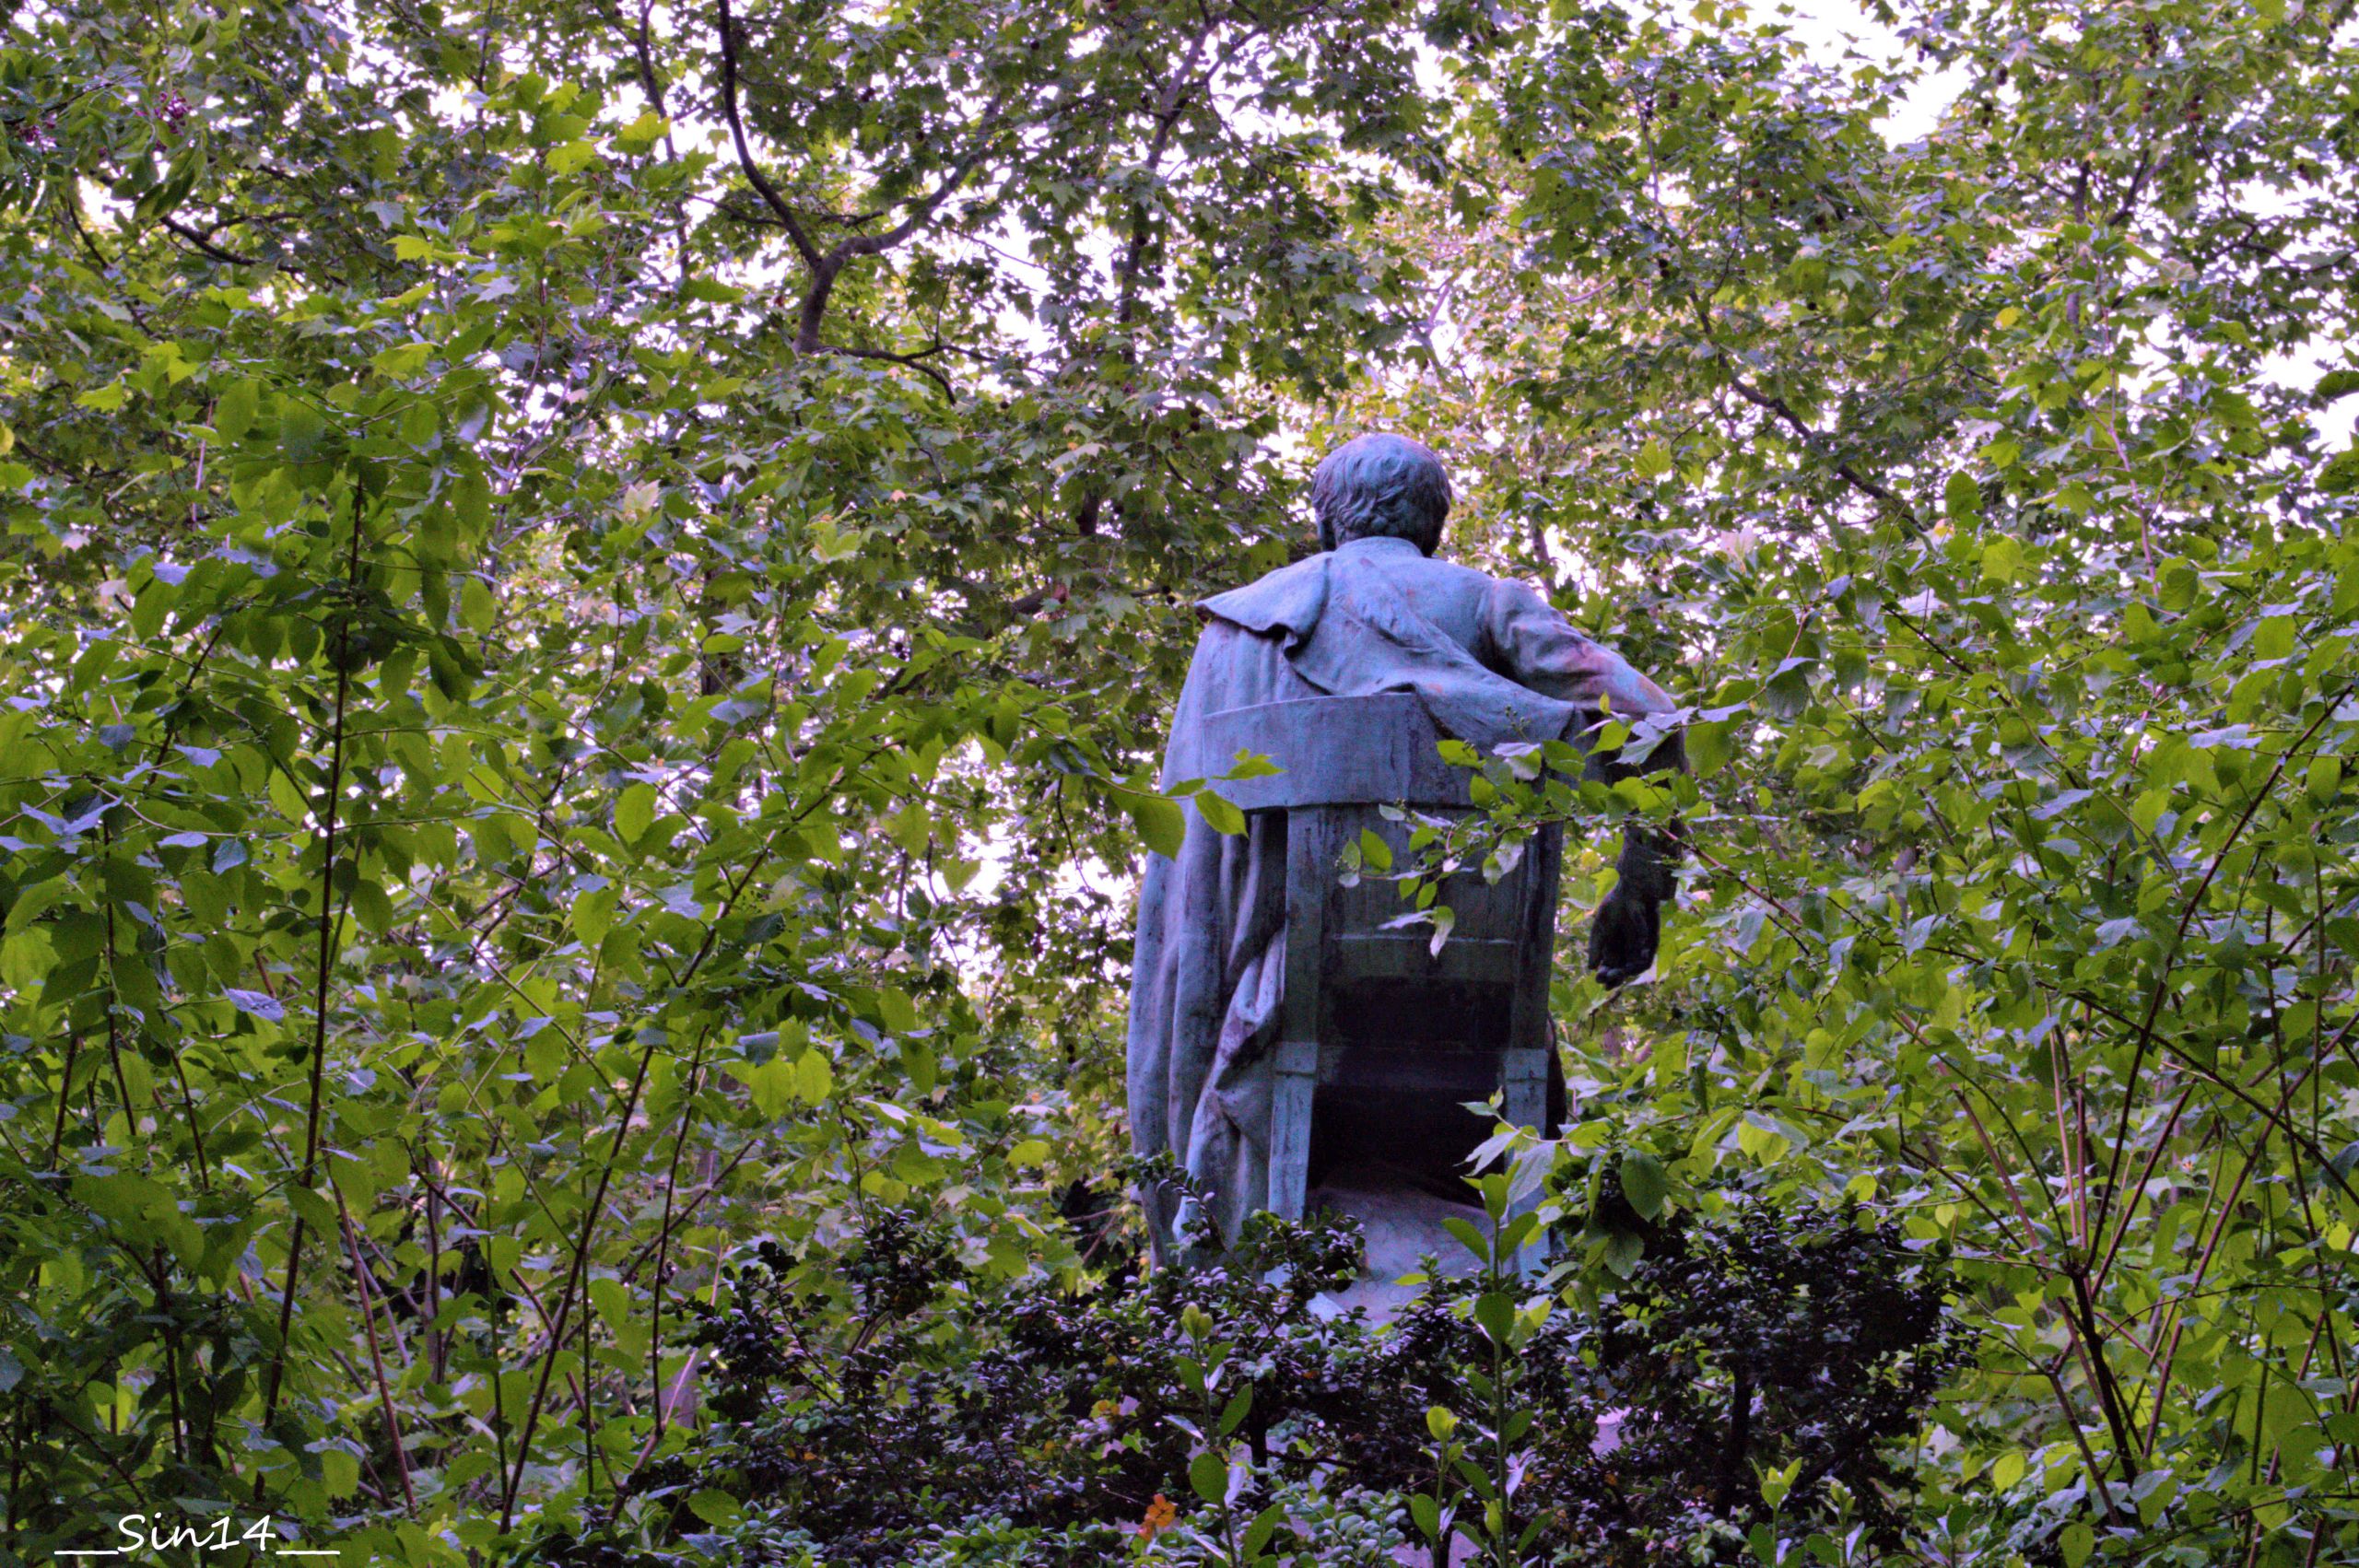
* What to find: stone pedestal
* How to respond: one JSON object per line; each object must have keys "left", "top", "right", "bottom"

{"left": 1306, "top": 1162, "right": 1489, "bottom": 1320}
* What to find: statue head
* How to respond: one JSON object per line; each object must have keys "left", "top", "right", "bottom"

{"left": 1310, "top": 433, "right": 1451, "bottom": 556}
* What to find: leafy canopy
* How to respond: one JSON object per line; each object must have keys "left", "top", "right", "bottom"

{"left": 3, "top": 0, "right": 2359, "bottom": 1560}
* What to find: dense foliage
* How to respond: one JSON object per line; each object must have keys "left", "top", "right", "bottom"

{"left": 530, "top": 1191, "right": 1954, "bottom": 1565}
{"left": 3, "top": 0, "right": 2358, "bottom": 1560}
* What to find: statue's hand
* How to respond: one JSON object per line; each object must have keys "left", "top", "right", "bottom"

{"left": 1587, "top": 887, "right": 1660, "bottom": 989}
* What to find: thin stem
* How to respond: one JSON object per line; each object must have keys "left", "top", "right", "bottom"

{"left": 336, "top": 1187, "right": 417, "bottom": 1513}
{"left": 497, "top": 1037, "right": 662, "bottom": 1530}
{"left": 254, "top": 493, "right": 365, "bottom": 1476}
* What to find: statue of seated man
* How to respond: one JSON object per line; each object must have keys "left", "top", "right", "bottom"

{"left": 1127, "top": 432, "right": 1685, "bottom": 1259}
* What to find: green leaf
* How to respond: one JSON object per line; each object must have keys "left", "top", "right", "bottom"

{"left": 459, "top": 577, "right": 496, "bottom": 633}
{"left": 1944, "top": 470, "right": 1981, "bottom": 522}
{"left": 589, "top": 1277, "right": 631, "bottom": 1329}
{"left": 570, "top": 886, "right": 616, "bottom": 947}
{"left": 1194, "top": 790, "right": 1246, "bottom": 836}
{"left": 1188, "top": 1449, "right": 1229, "bottom": 1507}
{"left": 615, "top": 110, "right": 670, "bottom": 154}
{"left": 453, "top": 470, "right": 493, "bottom": 537}
{"left": 1442, "top": 1216, "right": 1490, "bottom": 1264}
{"left": 2322, "top": 450, "right": 2359, "bottom": 497}
{"left": 279, "top": 399, "right": 327, "bottom": 462}
{"left": 1219, "top": 1383, "right": 1253, "bottom": 1436}
{"left": 1128, "top": 790, "right": 1187, "bottom": 858}
{"left": 1687, "top": 718, "right": 1735, "bottom": 778}
{"left": 75, "top": 1173, "right": 170, "bottom": 1234}
{"left": 322, "top": 1447, "right": 361, "bottom": 1498}
{"left": 687, "top": 1490, "right": 742, "bottom": 1527}
{"left": 885, "top": 800, "right": 930, "bottom": 855}
{"left": 1243, "top": 1502, "right": 1285, "bottom": 1556}
{"left": 546, "top": 139, "right": 601, "bottom": 176}
{"left": 349, "top": 877, "right": 395, "bottom": 933}
{"left": 370, "top": 342, "right": 432, "bottom": 378}
{"left": 2060, "top": 1521, "right": 2095, "bottom": 1568}
{"left": 741, "top": 1057, "right": 796, "bottom": 1117}
{"left": 215, "top": 378, "right": 260, "bottom": 440}
{"left": 1619, "top": 1150, "right": 1671, "bottom": 1220}
{"left": 1472, "top": 1290, "right": 1516, "bottom": 1347}
{"left": 615, "top": 783, "right": 657, "bottom": 845}
{"left": 287, "top": 1183, "right": 338, "bottom": 1238}
{"left": 1635, "top": 437, "right": 1674, "bottom": 478}
{"left": 1980, "top": 536, "right": 2023, "bottom": 585}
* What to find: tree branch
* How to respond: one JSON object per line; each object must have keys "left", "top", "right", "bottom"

{"left": 1725, "top": 373, "right": 1907, "bottom": 516}
{"left": 159, "top": 214, "right": 262, "bottom": 266}
{"left": 819, "top": 342, "right": 957, "bottom": 399}
{"left": 713, "top": 0, "right": 822, "bottom": 273}
{"left": 839, "top": 100, "right": 1007, "bottom": 260}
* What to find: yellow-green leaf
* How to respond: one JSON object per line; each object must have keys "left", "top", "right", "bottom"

{"left": 571, "top": 886, "right": 616, "bottom": 946}
{"left": 459, "top": 576, "right": 496, "bottom": 633}
{"left": 793, "top": 1047, "right": 834, "bottom": 1104}
{"left": 215, "top": 378, "right": 260, "bottom": 440}
{"left": 615, "top": 111, "right": 670, "bottom": 154}
{"left": 615, "top": 783, "right": 657, "bottom": 845}
{"left": 1687, "top": 718, "right": 1735, "bottom": 778}
{"left": 1195, "top": 790, "right": 1246, "bottom": 836}
{"left": 546, "top": 140, "right": 602, "bottom": 176}
{"left": 370, "top": 341, "right": 432, "bottom": 378}
{"left": 1980, "top": 536, "right": 2023, "bottom": 585}
{"left": 1128, "top": 790, "right": 1186, "bottom": 858}
{"left": 1944, "top": 470, "right": 1980, "bottom": 522}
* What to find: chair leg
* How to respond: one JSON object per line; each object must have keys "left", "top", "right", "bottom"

{"left": 1501, "top": 1047, "right": 1550, "bottom": 1279}
{"left": 1268, "top": 1039, "right": 1319, "bottom": 1222}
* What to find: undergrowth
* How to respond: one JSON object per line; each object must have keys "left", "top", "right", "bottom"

{"left": 512, "top": 1176, "right": 1960, "bottom": 1567}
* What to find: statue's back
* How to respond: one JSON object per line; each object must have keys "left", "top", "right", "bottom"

{"left": 1194, "top": 694, "right": 1558, "bottom": 1274}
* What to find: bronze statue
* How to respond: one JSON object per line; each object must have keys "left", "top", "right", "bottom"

{"left": 1127, "top": 433, "right": 1684, "bottom": 1262}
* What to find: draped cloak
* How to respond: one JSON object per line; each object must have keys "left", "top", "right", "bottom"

{"left": 1127, "top": 536, "right": 1677, "bottom": 1258}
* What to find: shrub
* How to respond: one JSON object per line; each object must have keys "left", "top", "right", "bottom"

{"left": 523, "top": 1188, "right": 1960, "bottom": 1566}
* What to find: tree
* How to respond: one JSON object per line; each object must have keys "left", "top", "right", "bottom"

{"left": 0, "top": 0, "right": 1447, "bottom": 1550}
{"left": 5, "top": 0, "right": 2359, "bottom": 1559}
{"left": 1336, "top": 0, "right": 2359, "bottom": 1558}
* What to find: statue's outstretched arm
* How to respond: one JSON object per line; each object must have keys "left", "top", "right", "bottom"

{"left": 1587, "top": 729, "right": 1686, "bottom": 988}
{"left": 1484, "top": 578, "right": 1685, "bottom": 987}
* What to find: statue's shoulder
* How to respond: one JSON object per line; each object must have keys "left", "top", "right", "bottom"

{"left": 1414, "top": 554, "right": 1517, "bottom": 596}
{"left": 1197, "top": 552, "right": 1332, "bottom": 639}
